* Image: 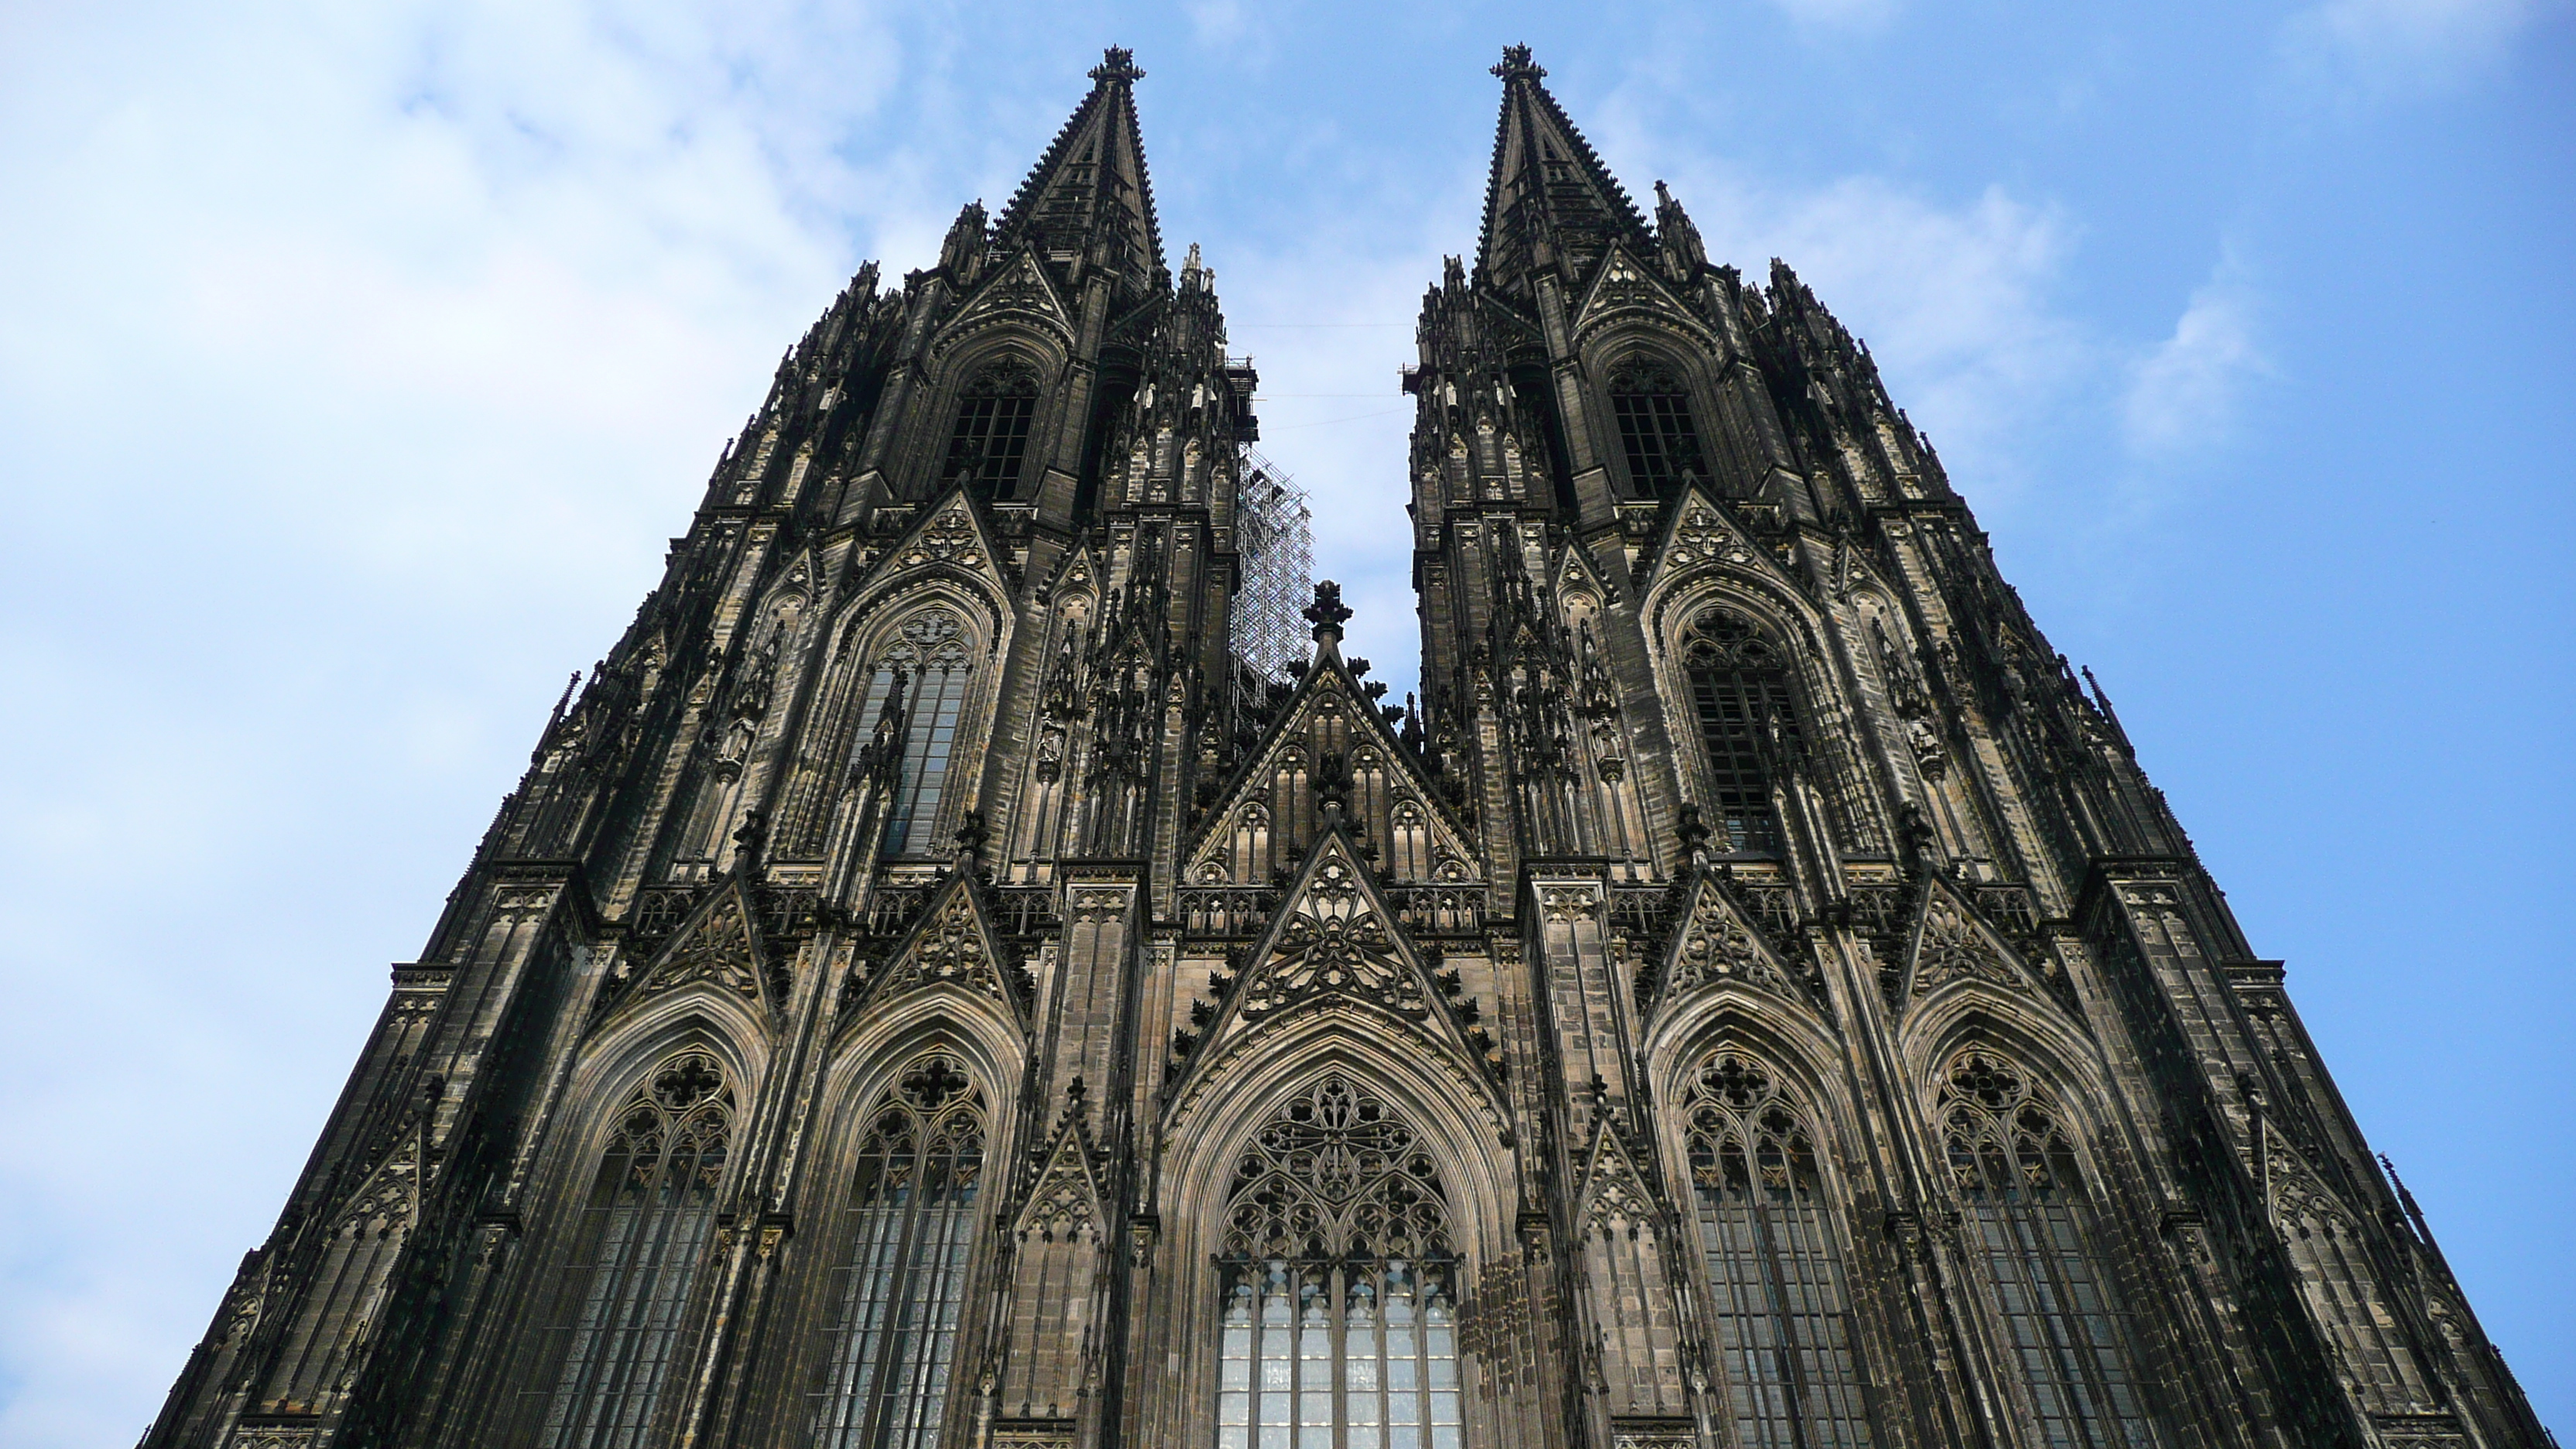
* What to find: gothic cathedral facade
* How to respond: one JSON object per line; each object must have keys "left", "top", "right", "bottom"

{"left": 149, "top": 47, "right": 2548, "bottom": 1449}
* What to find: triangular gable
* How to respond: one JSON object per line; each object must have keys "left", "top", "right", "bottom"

{"left": 1641, "top": 483, "right": 1789, "bottom": 591}
{"left": 1177, "top": 827, "right": 1499, "bottom": 1085}
{"left": 1574, "top": 1121, "right": 1666, "bottom": 1242}
{"left": 855, "top": 485, "right": 1014, "bottom": 598}
{"left": 1896, "top": 879, "right": 2045, "bottom": 1008}
{"left": 618, "top": 882, "right": 771, "bottom": 1015}
{"left": 845, "top": 871, "right": 1030, "bottom": 1028}
{"left": 1551, "top": 536, "right": 1621, "bottom": 607}
{"left": 325, "top": 1118, "right": 424, "bottom": 1239}
{"left": 935, "top": 249, "right": 1075, "bottom": 351}
{"left": 1644, "top": 871, "right": 1805, "bottom": 1018}
{"left": 1571, "top": 245, "right": 1716, "bottom": 348}
{"left": 1181, "top": 646, "right": 1478, "bottom": 886}
{"left": 1040, "top": 536, "right": 1104, "bottom": 602}
{"left": 1014, "top": 1101, "right": 1111, "bottom": 1244}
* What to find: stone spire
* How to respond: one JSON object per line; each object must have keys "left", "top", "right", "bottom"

{"left": 1475, "top": 45, "right": 1654, "bottom": 292}
{"left": 992, "top": 45, "right": 1166, "bottom": 292}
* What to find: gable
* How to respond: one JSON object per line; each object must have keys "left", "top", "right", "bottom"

{"left": 1572, "top": 246, "right": 1716, "bottom": 349}
{"left": 1170, "top": 829, "right": 1503, "bottom": 1099}
{"left": 1183, "top": 650, "right": 1481, "bottom": 891}
{"left": 844, "top": 872, "right": 1031, "bottom": 1029}
{"left": 853, "top": 486, "right": 1016, "bottom": 601}
{"left": 1640, "top": 871, "right": 1811, "bottom": 1019}
{"left": 1641, "top": 483, "right": 1794, "bottom": 594}
{"left": 1895, "top": 879, "right": 2057, "bottom": 1012}
{"left": 614, "top": 885, "right": 772, "bottom": 1019}
{"left": 933, "top": 250, "right": 1075, "bottom": 355}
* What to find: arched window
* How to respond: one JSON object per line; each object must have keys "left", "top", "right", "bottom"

{"left": 1681, "top": 610, "right": 1800, "bottom": 856}
{"left": 1608, "top": 358, "right": 1706, "bottom": 498}
{"left": 530, "top": 1049, "right": 735, "bottom": 1449}
{"left": 1684, "top": 1050, "right": 1872, "bottom": 1447}
{"left": 857, "top": 610, "right": 975, "bottom": 857}
{"left": 1216, "top": 1077, "right": 1461, "bottom": 1449}
{"left": 941, "top": 359, "right": 1041, "bottom": 499}
{"left": 1939, "top": 1051, "right": 2160, "bottom": 1447}
{"left": 808, "top": 1053, "right": 987, "bottom": 1449}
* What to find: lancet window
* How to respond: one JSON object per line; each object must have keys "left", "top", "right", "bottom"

{"left": 807, "top": 1053, "right": 987, "bottom": 1449}
{"left": 856, "top": 611, "right": 975, "bottom": 857}
{"left": 1683, "top": 1050, "right": 1872, "bottom": 1447}
{"left": 1939, "top": 1051, "right": 2160, "bottom": 1448}
{"left": 1681, "top": 610, "right": 1800, "bottom": 855}
{"left": 1608, "top": 357, "right": 1706, "bottom": 498}
{"left": 1215, "top": 1077, "right": 1462, "bottom": 1449}
{"left": 529, "top": 1049, "right": 735, "bottom": 1449}
{"left": 941, "top": 358, "right": 1040, "bottom": 499}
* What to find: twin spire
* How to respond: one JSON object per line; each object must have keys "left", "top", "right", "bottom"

{"left": 985, "top": 45, "right": 1680, "bottom": 298}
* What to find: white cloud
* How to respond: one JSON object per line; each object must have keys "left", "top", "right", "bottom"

{"left": 2124, "top": 266, "right": 2267, "bottom": 454}
{"left": 2283, "top": 0, "right": 2550, "bottom": 95}
{"left": 1645, "top": 166, "right": 2088, "bottom": 512}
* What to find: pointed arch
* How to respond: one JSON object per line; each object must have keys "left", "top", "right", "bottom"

{"left": 1208, "top": 1074, "right": 1465, "bottom": 1449}
{"left": 512, "top": 1038, "right": 752, "bottom": 1449}
{"left": 784, "top": 577, "right": 1016, "bottom": 861}
{"left": 803, "top": 1048, "right": 991, "bottom": 1449}
{"left": 1602, "top": 349, "right": 1710, "bottom": 500}
{"left": 758, "top": 1009, "right": 1028, "bottom": 1449}
{"left": 1674, "top": 1046, "right": 1875, "bottom": 1447}
{"left": 1642, "top": 560, "right": 1887, "bottom": 861}
{"left": 1930, "top": 1043, "right": 2165, "bottom": 1447}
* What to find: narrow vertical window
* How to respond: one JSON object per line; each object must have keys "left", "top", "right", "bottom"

{"left": 1682, "top": 610, "right": 1799, "bottom": 855}
{"left": 942, "top": 360, "right": 1040, "bottom": 499}
{"left": 810, "top": 1053, "right": 986, "bottom": 1449}
{"left": 1608, "top": 358, "right": 1705, "bottom": 498}
{"left": 533, "top": 1050, "right": 735, "bottom": 1449}
{"left": 1684, "top": 1050, "right": 1872, "bottom": 1448}
{"left": 1941, "top": 1051, "right": 2160, "bottom": 1448}
{"left": 858, "top": 611, "right": 975, "bottom": 857}
{"left": 1217, "top": 1077, "right": 1461, "bottom": 1449}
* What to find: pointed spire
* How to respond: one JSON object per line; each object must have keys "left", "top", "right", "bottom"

{"left": 992, "top": 46, "right": 1165, "bottom": 289}
{"left": 1653, "top": 180, "right": 1707, "bottom": 275}
{"left": 1475, "top": 46, "right": 1653, "bottom": 291}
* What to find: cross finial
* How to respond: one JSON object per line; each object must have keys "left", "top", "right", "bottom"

{"left": 1492, "top": 44, "right": 1544, "bottom": 80}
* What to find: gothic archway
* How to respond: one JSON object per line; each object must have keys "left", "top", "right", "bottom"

{"left": 1214, "top": 1075, "right": 1463, "bottom": 1449}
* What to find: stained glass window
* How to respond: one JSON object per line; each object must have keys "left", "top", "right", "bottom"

{"left": 1940, "top": 1051, "right": 2160, "bottom": 1448}
{"left": 942, "top": 360, "right": 1040, "bottom": 499}
{"left": 1684, "top": 1050, "right": 1872, "bottom": 1448}
{"left": 1217, "top": 1077, "right": 1462, "bottom": 1449}
{"left": 809, "top": 1053, "right": 986, "bottom": 1449}
{"left": 1608, "top": 358, "right": 1706, "bottom": 498}
{"left": 1682, "top": 610, "right": 1800, "bottom": 856}
{"left": 533, "top": 1050, "right": 735, "bottom": 1449}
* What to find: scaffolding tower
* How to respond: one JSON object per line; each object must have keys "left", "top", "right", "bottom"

{"left": 1232, "top": 446, "right": 1314, "bottom": 685}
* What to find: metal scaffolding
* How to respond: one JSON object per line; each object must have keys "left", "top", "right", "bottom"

{"left": 1232, "top": 446, "right": 1314, "bottom": 685}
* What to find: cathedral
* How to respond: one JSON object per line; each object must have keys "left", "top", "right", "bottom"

{"left": 147, "top": 46, "right": 2550, "bottom": 1449}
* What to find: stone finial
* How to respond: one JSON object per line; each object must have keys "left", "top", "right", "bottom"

{"left": 1091, "top": 46, "right": 1143, "bottom": 84}
{"left": 1303, "top": 580, "right": 1352, "bottom": 643}
{"left": 1492, "top": 44, "right": 1545, "bottom": 80}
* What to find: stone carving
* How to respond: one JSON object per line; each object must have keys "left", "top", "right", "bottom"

{"left": 633, "top": 894, "right": 762, "bottom": 1005}
{"left": 1907, "top": 893, "right": 2019, "bottom": 999}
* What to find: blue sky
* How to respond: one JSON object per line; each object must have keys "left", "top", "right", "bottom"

{"left": 0, "top": 1, "right": 2567, "bottom": 1442}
